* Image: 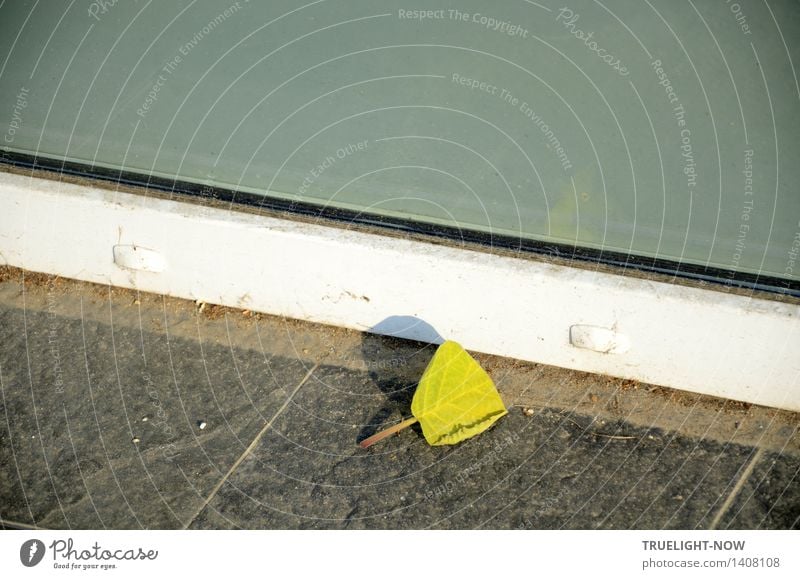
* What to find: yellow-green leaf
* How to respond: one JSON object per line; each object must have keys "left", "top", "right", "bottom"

{"left": 411, "top": 341, "right": 507, "bottom": 446}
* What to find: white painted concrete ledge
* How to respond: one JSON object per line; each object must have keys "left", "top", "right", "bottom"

{"left": 1, "top": 170, "right": 798, "bottom": 411}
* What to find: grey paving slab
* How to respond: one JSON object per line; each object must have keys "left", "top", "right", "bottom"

{"left": 1, "top": 272, "right": 797, "bottom": 530}
{"left": 0, "top": 304, "right": 310, "bottom": 529}
{"left": 187, "top": 361, "right": 769, "bottom": 529}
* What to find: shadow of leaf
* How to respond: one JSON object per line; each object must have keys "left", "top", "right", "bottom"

{"left": 356, "top": 316, "right": 442, "bottom": 444}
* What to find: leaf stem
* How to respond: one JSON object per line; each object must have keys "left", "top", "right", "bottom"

{"left": 359, "top": 417, "right": 418, "bottom": 448}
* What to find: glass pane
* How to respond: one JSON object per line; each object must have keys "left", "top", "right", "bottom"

{"left": 2, "top": 0, "right": 798, "bottom": 286}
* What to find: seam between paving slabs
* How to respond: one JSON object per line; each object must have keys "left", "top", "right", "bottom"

{"left": 0, "top": 517, "right": 48, "bottom": 530}
{"left": 181, "top": 363, "right": 320, "bottom": 529}
{"left": 708, "top": 447, "right": 765, "bottom": 530}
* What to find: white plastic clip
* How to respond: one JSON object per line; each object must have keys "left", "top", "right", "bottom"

{"left": 113, "top": 245, "right": 167, "bottom": 273}
{"left": 569, "top": 325, "right": 630, "bottom": 354}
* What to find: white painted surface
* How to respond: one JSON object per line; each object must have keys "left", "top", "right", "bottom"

{"left": 1, "top": 170, "right": 798, "bottom": 411}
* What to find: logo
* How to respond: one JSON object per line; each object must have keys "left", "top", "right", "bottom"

{"left": 20, "top": 539, "right": 46, "bottom": 567}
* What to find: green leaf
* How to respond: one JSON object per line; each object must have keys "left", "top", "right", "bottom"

{"left": 411, "top": 341, "right": 507, "bottom": 446}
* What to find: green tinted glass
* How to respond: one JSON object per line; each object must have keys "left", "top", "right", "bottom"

{"left": 1, "top": 0, "right": 798, "bottom": 284}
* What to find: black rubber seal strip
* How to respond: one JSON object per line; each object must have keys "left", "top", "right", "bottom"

{"left": 2, "top": 149, "right": 798, "bottom": 298}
